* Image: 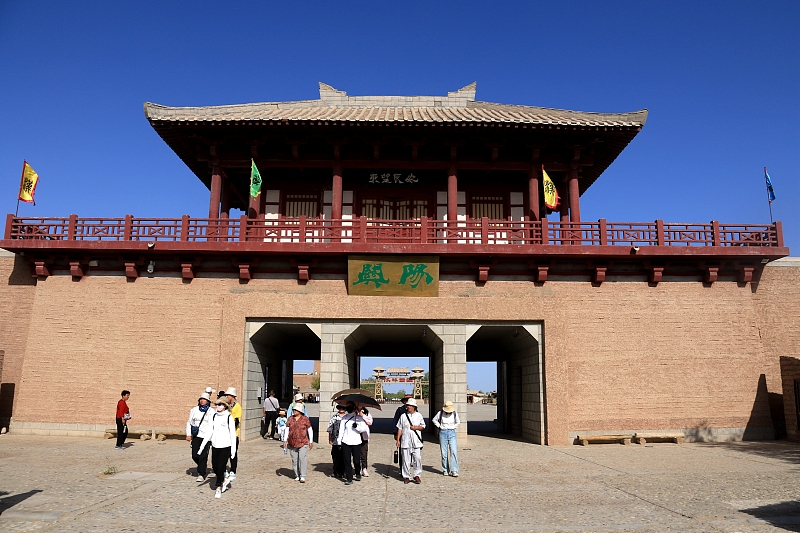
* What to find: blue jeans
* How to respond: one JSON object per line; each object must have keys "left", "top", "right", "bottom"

{"left": 439, "top": 429, "right": 458, "bottom": 474}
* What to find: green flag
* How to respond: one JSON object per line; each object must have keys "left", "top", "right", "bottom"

{"left": 250, "top": 159, "right": 262, "bottom": 198}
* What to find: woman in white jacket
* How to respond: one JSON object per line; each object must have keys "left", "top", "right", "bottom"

{"left": 186, "top": 392, "right": 214, "bottom": 482}
{"left": 199, "top": 395, "right": 237, "bottom": 498}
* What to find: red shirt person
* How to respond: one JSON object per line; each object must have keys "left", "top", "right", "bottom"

{"left": 115, "top": 390, "right": 131, "bottom": 450}
{"left": 285, "top": 406, "right": 313, "bottom": 482}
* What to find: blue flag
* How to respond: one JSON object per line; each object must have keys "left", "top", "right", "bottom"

{"left": 765, "top": 169, "right": 776, "bottom": 203}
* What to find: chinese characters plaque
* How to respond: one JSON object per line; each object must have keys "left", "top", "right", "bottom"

{"left": 348, "top": 255, "right": 439, "bottom": 297}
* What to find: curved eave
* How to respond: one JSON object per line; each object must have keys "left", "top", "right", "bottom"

{"left": 144, "top": 102, "right": 647, "bottom": 202}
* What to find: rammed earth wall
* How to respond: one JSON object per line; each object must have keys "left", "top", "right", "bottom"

{"left": 1, "top": 251, "right": 798, "bottom": 445}
{"left": 0, "top": 250, "right": 37, "bottom": 430}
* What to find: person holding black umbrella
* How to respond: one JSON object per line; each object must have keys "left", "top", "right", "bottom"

{"left": 337, "top": 401, "right": 368, "bottom": 485}
{"left": 327, "top": 404, "right": 347, "bottom": 479}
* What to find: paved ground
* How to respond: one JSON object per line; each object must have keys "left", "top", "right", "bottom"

{"left": 2, "top": 406, "right": 800, "bottom": 532}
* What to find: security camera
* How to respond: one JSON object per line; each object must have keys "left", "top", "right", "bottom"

{"left": 147, "top": 261, "right": 155, "bottom": 274}
{"left": 631, "top": 246, "right": 640, "bottom": 254}
{"left": 147, "top": 241, "right": 156, "bottom": 249}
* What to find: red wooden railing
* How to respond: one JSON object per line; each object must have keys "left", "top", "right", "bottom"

{"left": 3, "top": 214, "right": 784, "bottom": 248}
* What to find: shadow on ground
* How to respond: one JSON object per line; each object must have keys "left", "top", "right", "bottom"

{"left": 697, "top": 441, "right": 800, "bottom": 464}
{"left": 0, "top": 490, "right": 42, "bottom": 514}
{"left": 740, "top": 500, "right": 800, "bottom": 532}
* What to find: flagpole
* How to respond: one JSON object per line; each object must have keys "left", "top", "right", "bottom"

{"left": 16, "top": 160, "right": 27, "bottom": 217}
{"left": 764, "top": 166, "right": 773, "bottom": 224}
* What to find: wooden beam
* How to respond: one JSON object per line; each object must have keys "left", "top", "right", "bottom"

{"left": 528, "top": 261, "right": 550, "bottom": 283}
{"left": 703, "top": 265, "right": 719, "bottom": 284}
{"left": 202, "top": 158, "right": 579, "bottom": 172}
{"left": 181, "top": 262, "right": 194, "bottom": 280}
{"left": 69, "top": 260, "right": 87, "bottom": 279}
{"left": 124, "top": 261, "right": 139, "bottom": 279}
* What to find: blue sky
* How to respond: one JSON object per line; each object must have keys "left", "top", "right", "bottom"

{"left": 2, "top": 2, "right": 798, "bottom": 392}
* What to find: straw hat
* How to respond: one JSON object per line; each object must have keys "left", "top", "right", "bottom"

{"left": 215, "top": 396, "right": 231, "bottom": 408}
{"left": 442, "top": 401, "right": 455, "bottom": 413}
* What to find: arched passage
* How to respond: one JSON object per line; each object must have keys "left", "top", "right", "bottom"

{"left": 318, "top": 323, "right": 467, "bottom": 443}
{"left": 467, "top": 324, "right": 544, "bottom": 444}
{"left": 245, "top": 321, "right": 321, "bottom": 441}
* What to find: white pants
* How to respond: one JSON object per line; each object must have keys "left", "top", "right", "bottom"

{"left": 278, "top": 426, "right": 288, "bottom": 441}
{"left": 400, "top": 447, "right": 422, "bottom": 479}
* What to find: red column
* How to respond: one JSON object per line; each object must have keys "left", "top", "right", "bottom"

{"left": 559, "top": 181, "right": 569, "bottom": 222}
{"left": 568, "top": 168, "right": 580, "bottom": 222}
{"left": 528, "top": 166, "right": 540, "bottom": 221}
{"left": 447, "top": 163, "right": 458, "bottom": 222}
{"left": 220, "top": 179, "right": 231, "bottom": 218}
{"left": 332, "top": 162, "right": 343, "bottom": 219}
{"left": 248, "top": 191, "right": 260, "bottom": 218}
{"left": 209, "top": 166, "right": 222, "bottom": 218}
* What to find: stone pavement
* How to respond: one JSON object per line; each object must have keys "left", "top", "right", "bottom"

{"left": 1, "top": 427, "right": 800, "bottom": 532}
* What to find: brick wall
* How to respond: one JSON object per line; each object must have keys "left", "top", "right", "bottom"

{"left": 779, "top": 356, "right": 800, "bottom": 441}
{"left": 0, "top": 251, "right": 37, "bottom": 429}
{"left": 6, "top": 258, "right": 799, "bottom": 445}
{"left": 752, "top": 258, "right": 800, "bottom": 438}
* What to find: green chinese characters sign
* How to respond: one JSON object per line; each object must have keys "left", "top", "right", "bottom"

{"left": 348, "top": 256, "right": 439, "bottom": 297}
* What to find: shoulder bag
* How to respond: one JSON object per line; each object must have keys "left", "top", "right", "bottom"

{"left": 190, "top": 408, "right": 208, "bottom": 437}
{"left": 405, "top": 412, "right": 423, "bottom": 444}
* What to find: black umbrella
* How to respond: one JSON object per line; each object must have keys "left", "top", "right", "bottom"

{"left": 332, "top": 393, "right": 382, "bottom": 411}
{"left": 331, "top": 388, "right": 374, "bottom": 399}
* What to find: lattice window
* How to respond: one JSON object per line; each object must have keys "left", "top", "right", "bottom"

{"left": 395, "top": 200, "right": 411, "bottom": 220}
{"left": 379, "top": 200, "right": 393, "bottom": 220}
{"left": 412, "top": 200, "right": 429, "bottom": 220}
{"left": 362, "top": 198, "right": 378, "bottom": 219}
{"left": 471, "top": 196, "right": 504, "bottom": 219}
{"left": 284, "top": 194, "right": 319, "bottom": 218}
{"left": 362, "top": 197, "right": 429, "bottom": 220}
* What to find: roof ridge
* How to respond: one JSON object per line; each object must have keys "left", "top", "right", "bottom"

{"left": 470, "top": 100, "right": 649, "bottom": 119}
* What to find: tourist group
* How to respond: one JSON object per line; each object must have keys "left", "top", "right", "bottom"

{"left": 114, "top": 388, "right": 461, "bottom": 498}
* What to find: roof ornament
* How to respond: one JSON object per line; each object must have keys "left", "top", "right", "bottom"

{"left": 447, "top": 82, "right": 477, "bottom": 102}
{"left": 317, "top": 81, "right": 477, "bottom": 107}
{"left": 319, "top": 82, "right": 347, "bottom": 102}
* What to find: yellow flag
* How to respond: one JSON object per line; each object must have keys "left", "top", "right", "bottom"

{"left": 542, "top": 166, "right": 559, "bottom": 209}
{"left": 18, "top": 161, "right": 39, "bottom": 204}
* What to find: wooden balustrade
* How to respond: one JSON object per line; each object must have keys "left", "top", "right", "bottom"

{"left": 3, "top": 215, "right": 784, "bottom": 249}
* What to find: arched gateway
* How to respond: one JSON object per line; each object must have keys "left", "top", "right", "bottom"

{"left": 0, "top": 83, "right": 789, "bottom": 445}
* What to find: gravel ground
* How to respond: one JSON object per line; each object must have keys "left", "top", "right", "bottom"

{"left": 1, "top": 413, "right": 800, "bottom": 532}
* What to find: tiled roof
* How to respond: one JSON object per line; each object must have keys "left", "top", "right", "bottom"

{"left": 144, "top": 82, "right": 647, "bottom": 128}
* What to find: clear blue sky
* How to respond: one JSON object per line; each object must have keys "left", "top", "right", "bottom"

{"left": 2, "top": 2, "right": 798, "bottom": 393}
